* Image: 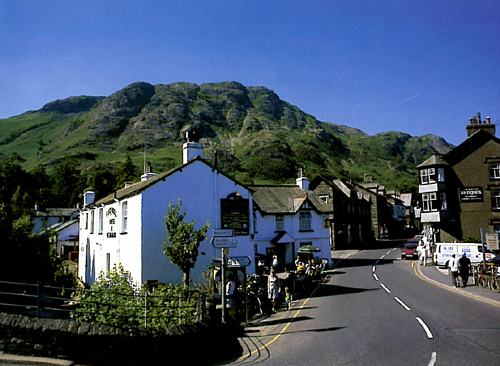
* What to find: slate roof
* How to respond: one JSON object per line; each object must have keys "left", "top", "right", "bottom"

{"left": 92, "top": 156, "right": 249, "bottom": 207}
{"left": 250, "top": 185, "right": 332, "bottom": 214}
{"left": 416, "top": 154, "right": 448, "bottom": 168}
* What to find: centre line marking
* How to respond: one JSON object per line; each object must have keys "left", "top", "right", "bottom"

{"left": 380, "top": 283, "right": 391, "bottom": 293}
{"left": 394, "top": 296, "right": 411, "bottom": 310}
{"left": 373, "top": 273, "right": 379, "bottom": 281}
{"left": 386, "top": 250, "right": 391, "bottom": 255}
{"left": 416, "top": 317, "right": 434, "bottom": 339}
{"left": 372, "top": 266, "right": 376, "bottom": 272}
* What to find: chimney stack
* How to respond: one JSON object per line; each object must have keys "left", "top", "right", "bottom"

{"left": 466, "top": 113, "right": 496, "bottom": 137}
{"left": 182, "top": 130, "right": 203, "bottom": 164}
{"left": 296, "top": 167, "right": 309, "bottom": 190}
{"left": 83, "top": 191, "right": 95, "bottom": 207}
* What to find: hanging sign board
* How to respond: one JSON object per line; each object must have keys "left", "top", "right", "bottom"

{"left": 221, "top": 193, "right": 249, "bottom": 236}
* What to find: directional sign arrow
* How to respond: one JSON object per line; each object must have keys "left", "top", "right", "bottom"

{"left": 227, "top": 256, "right": 252, "bottom": 267}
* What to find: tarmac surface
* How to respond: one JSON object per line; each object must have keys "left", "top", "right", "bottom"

{"left": 1, "top": 247, "right": 499, "bottom": 365}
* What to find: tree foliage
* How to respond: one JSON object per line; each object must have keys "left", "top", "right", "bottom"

{"left": 163, "top": 199, "right": 210, "bottom": 288}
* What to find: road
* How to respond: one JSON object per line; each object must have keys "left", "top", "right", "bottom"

{"left": 232, "top": 246, "right": 500, "bottom": 366}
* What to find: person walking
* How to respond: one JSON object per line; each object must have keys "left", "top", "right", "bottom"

{"left": 268, "top": 269, "right": 280, "bottom": 313}
{"left": 449, "top": 254, "right": 459, "bottom": 288}
{"left": 284, "top": 287, "right": 293, "bottom": 311}
{"left": 458, "top": 252, "right": 472, "bottom": 287}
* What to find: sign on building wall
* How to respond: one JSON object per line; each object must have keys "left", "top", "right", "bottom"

{"left": 221, "top": 193, "right": 249, "bottom": 236}
{"left": 460, "top": 187, "right": 483, "bottom": 202}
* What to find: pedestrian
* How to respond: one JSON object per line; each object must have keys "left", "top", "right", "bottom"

{"left": 458, "top": 252, "right": 472, "bottom": 287}
{"left": 268, "top": 268, "right": 280, "bottom": 313}
{"left": 284, "top": 287, "right": 293, "bottom": 311}
{"left": 449, "top": 254, "right": 459, "bottom": 288}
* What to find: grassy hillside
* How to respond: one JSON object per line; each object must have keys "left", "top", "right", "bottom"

{"left": 0, "top": 81, "right": 453, "bottom": 191}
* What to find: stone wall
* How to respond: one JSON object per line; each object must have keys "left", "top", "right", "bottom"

{"left": 0, "top": 312, "right": 243, "bottom": 365}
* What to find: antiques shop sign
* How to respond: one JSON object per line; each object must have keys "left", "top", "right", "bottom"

{"left": 460, "top": 187, "right": 483, "bottom": 202}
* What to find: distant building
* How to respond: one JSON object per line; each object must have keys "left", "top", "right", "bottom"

{"left": 417, "top": 113, "right": 500, "bottom": 242}
{"left": 32, "top": 206, "right": 78, "bottom": 234}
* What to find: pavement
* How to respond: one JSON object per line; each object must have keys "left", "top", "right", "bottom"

{"left": 2, "top": 247, "right": 499, "bottom": 365}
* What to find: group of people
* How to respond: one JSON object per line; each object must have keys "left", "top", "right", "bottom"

{"left": 448, "top": 253, "right": 472, "bottom": 288}
{"left": 295, "top": 256, "right": 320, "bottom": 276}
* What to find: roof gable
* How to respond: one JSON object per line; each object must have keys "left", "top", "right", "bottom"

{"left": 443, "top": 129, "right": 500, "bottom": 166}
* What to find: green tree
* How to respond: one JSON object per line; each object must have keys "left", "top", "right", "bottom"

{"left": 162, "top": 199, "right": 210, "bottom": 288}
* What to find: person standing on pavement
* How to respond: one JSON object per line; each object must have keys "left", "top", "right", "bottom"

{"left": 458, "top": 252, "right": 472, "bottom": 287}
{"left": 268, "top": 269, "right": 280, "bottom": 313}
{"left": 449, "top": 254, "right": 460, "bottom": 287}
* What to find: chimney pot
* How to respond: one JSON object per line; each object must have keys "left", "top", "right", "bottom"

{"left": 487, "top": 116, "right": 491, "bottom": 124}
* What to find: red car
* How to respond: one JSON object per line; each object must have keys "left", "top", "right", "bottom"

{"left": 401, "top": 243, "right": 418, "bottom": 260}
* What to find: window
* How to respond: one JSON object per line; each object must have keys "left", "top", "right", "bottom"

{"left": 253, "top": 211, "right": 258, "bottom": 232}
{"left": 439, "top": 192, "right": 447, "bottom": 210}
{"left": 276, "top": 215, "right": 284, "bottom": 231}
{"left": 420, "top": 169, "right": 428, "bottom": 184}
{"left": 90, "top": 210, "right": 94, "bottom": 234}
{"left": 299, "top": 211, "right": 312, "bottom": 230}
{"left": 122, "top": 201, "right": 128, "bottom": 233}
{"left": 106, "top": 253, "right": 111, "bottom": 273}
{"left": 98, "top": 208, "right": 103, "bottom": 234}
{"left": 85, "top": 213, "right": 88, "bottom": 230}
{"left": 489, "top": 163, "right": 500, "bottom": 180}
{"left": 420, "top": 168, "right": 438, "bottom": 184}
{"left": 492, "top": 189, "right": 500, "bottom": 211}
{"left": 438, "top": 168, "right": 445, "bottom": 182}
{"left": 422, "top": 192, "right": 438, "bottom": 212}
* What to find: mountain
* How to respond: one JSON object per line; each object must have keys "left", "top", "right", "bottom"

{"left": 0, "top": 81, "right": 453, "bottom": 191}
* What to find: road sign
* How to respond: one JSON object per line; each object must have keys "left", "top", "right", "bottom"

{"left": 227, "top": 256, "right": 252, "bottom": 267}
{"left": 213, "top": 229, "right": 235, "bottom": 237}
{"left": 486, "top": 233, "right": 499, "bottom": 250}
{"left": 212, "top": 236, "right": 237, "bottom": 248}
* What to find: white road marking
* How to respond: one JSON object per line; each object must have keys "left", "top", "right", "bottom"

{"left": 394, "top": 296, "right": 411, "bottom": 311}
{"left": 380, "top": 283, "right": 391, "bottom": 293}
{"left": 372, "top": 266, "right": 376, "bottom": 272}
{"left": 380, "top": 254, "right": 386, "bottom": 259}
{"left": 416, "top": 317, "right": 434, "bottom": 339}
{"left": 386, "top": 250, "right": 391, "bottom": 255}
{"left": 373, "top": 273, "right": 379, "bottom": 281}
{"left": 428, "top": 352, "right": 437, "bottom": 366}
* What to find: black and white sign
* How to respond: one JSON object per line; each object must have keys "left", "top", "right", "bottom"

{"left": 460, "top": 187, "right": 483, "bottom": 202}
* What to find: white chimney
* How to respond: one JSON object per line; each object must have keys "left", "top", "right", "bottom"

{"left": 83, "top": 191, "right": 95, "bottom": 206}
{"left": 182, "top": 131, "right": 203, "bottom": 164}
{"left": 296, "top": 167, "right": 309, "bottom": 190}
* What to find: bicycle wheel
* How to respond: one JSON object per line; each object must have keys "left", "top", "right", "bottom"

{"left": 478, "top": 273, "right": 489, "bottom": 288}
{"left": 491, "top": 276, "right": 500, "bottom": 293}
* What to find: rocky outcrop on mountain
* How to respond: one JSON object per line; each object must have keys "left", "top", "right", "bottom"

{"left": 1, "top": 81, "right": 455, "bottom": 190}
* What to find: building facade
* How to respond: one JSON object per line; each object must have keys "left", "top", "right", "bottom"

{"left": 418, "top": 115, "right": 500, "bottom": 242}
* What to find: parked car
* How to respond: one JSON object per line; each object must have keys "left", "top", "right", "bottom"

{"left": 401, "top": 243, "right": 418, "bottom": 260}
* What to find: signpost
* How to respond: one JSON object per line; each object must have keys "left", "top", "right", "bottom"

{"left": 212, "top": 228, "right": 236, "bottom": 324}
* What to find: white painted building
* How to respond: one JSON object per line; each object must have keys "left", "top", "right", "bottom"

{"left": 251, "top": 172, "right": 333, "bottom": 271}
{"left": 78, "top": 141, "right": 254, "bottom": 286}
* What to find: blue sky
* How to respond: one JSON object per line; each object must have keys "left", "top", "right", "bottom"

{"left": 1, "top": 0, "right": 499, "bottom": 146}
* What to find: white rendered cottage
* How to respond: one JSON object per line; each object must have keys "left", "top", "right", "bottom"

{"left": 251, "top": 171, "right": 333, "bottom": 272}
{"left": 78, "top": 141, "right": 254, "bottom": 286}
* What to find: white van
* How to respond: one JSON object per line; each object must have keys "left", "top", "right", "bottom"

{"left": 434, "top": 242, "right": 496, "bottom": 267}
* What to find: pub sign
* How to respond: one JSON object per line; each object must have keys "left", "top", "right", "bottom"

{"left": 221, "top": 193, "right": 249, "bottom": 236}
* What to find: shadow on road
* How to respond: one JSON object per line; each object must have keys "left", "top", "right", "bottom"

{"left": 256, "top": 315, "right": 313, "bottom": 327}
{"left": 333, "top": 258, "right": 394, "bottom": 269}
{"left": 312, "top": 283, "right": 378, "bottom": 298}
